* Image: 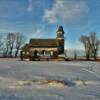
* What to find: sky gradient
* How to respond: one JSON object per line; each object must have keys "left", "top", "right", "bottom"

{"left": 0, "top": 0, "right": 100, "bottom": 49}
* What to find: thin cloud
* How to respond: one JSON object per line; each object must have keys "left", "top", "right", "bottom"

{"left": 32, "top": 27, "right": 45, "bottom": 38}
{"left": 27, "top": 0, "right": 33, "bottom": 13}
{"left": 44, "top": 9, "right": 57, "bottom": 24}
{"left": 43, "top": 0, "right": 89, "bottom": 24}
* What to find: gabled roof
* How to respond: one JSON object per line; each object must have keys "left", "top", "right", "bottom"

{"left": 21, "top": 38, "right": 58, "bottom": 51}
{"left": 21, "top": 44, "right": 30, "bottom": 51}
{"left": 29, "top": 39, "right": 57, "bottom": 47}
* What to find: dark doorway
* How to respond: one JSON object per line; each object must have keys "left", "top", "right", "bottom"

{"left": 41, "top": 50, "right": 45, "bottom": 55}
{"left": 34, "top": 50, "right": 38, "bottom": 57}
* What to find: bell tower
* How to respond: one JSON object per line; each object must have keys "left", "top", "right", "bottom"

{"left": 56, "top": 26, "right": 64, "bottom": 54}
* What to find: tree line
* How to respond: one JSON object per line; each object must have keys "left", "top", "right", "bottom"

{"left": 0, "top": 32, "right": 25, "bottom": 57}
{"left": 0, "top": 31, "right": 100, "bottom": 60}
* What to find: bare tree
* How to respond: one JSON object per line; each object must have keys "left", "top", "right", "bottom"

{"left": 15, "top": 32, "right": 25, "bottom": 57}
{"left": 74, "top": 50, "right": 77, "bottom": 60}
{"left": 80, "top": 35, "right": 91, "bottom": 60}
{"left": 0, "top": 36, "right": 3, "bottom": 48}
{"left": 0, "top": 36, "right": 3, "bottom": 56}
{"left": 1, "top": 36, "right": 9, "bottom": 57}
{"left": 5, "top": 39, "right": 9, "bottom": 56}
{"left": 0, "top": 35, "right": 10, "bottom": 57}
{"left": 89, "top": 32, "right": 100, "bottom": 60}
{"left": 7, "top": 33, "right": 15, "bottom": 57}
{"left": 80, "top": 32, "right": 100, "bottom": 60}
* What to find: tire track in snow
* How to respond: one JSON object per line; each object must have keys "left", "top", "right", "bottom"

{"left": 82, "top": 68, "right": 100, "bottom": 79}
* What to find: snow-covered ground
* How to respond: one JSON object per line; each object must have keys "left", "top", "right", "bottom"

{"left": 0, "top": 58, "right": 100, "bottom": 100}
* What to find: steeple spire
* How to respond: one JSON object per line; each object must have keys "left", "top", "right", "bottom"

{"left": 56, "top": 26, "right": 64, "bottom": 54}
{"left": 56, "top": 26, "right": 64, "bottom": 39}
{"left": 56, "top": 26, "right": 64, "bottom": 33}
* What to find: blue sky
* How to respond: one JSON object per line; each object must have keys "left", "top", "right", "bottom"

{"left": 0, "top": 0, "right": 100, "bottom": 49}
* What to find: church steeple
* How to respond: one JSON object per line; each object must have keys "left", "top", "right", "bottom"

{"left": 56, "top": 26, "right": 64, "bottom": 39}
{"left": 56, "top": 26, "right": 64, "bottom": 54}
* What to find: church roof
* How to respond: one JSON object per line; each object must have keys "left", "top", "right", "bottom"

{"left": 56, "top": 26, "right": 64, "bottom": 33}
{"left": 21, "top": 44, "right": 30, "bottom": 51}
{"left": 29, "top": 39, "right": 57, "bottom": 48}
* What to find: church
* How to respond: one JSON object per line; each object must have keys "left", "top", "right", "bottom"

{"left": 20, "top": 26, "right": 65, "bottom": 60}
